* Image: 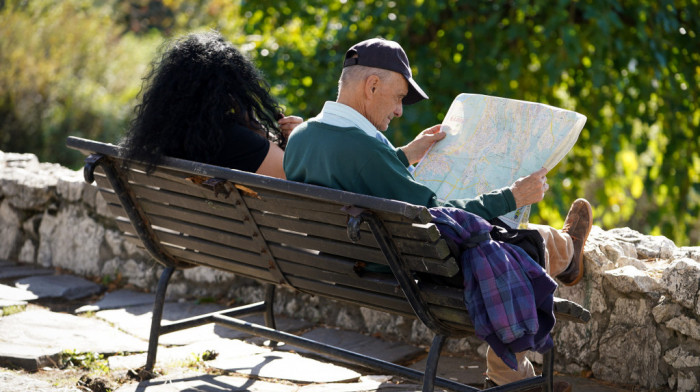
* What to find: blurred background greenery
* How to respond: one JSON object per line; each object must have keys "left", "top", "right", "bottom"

{"left": 1, "top": 0, "right": 698, "bottom": 245}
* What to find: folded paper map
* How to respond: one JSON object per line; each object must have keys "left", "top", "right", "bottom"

{"left": 413, "top": 93, "right": 587, "bottom": 228}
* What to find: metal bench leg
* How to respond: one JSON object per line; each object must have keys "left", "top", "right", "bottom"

{"left": 263, "top": 284, "right": 279, "bottom": 348}
{"left": 422, "top": 334, "right": 446, "bottom": 392}
{"left": 263, "top": 284, "right": 277, "bottom": 330}
{"left": 542, "top": 348, "right": 554, "bottom": 392}
{"left": 145, "top": 266, "right": 175, "bottom": 373}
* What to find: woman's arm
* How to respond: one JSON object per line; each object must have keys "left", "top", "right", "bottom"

{"left": 255, "top": 141, "right": 286, "bottom": 179}
{"left": 256, "top": 115, "right": 303, "bottom": 179}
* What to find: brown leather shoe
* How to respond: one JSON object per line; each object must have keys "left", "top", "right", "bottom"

{"left": 556, "top": 198, "right": 593, "bottom": 286}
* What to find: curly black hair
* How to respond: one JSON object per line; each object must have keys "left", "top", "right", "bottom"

{"left": 121, "top": 31, "right": 284, "bottom": 172}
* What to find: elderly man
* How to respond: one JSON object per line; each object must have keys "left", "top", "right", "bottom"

{"left": 284, "top": 38, "right": 591, "bottom": 390}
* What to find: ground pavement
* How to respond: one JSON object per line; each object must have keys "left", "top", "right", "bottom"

{"left": 0, "top": 259, "right": 635, "bottom": 392}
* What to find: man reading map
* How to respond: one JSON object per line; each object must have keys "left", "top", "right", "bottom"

{"left": 284, "top": 38, "right": 592, "bottom": 390}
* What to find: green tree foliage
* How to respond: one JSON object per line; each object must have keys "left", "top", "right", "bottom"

{"left": 1, "top": 0, "right": 698, "bottom": 245}
{"left": 0, "top": 0, "right": 160, "bottom": 166}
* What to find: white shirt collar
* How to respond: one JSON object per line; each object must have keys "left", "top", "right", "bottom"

{"left": 313, "top": 101, "right": 378, "bottom": 138}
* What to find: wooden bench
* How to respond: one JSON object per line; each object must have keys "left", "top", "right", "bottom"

{"left": 66, "top": 136, "right": 590, "bottom": 392}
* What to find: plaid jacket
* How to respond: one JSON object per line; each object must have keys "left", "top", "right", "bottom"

{"left": 430, "top": 207, "right": 557, "bottom": 370}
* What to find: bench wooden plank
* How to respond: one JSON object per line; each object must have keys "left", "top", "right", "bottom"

{"left": 118, "top": 161, "right": 429, "bottom": 228}
{"left": 260, "top": 227, "right": 459, "bottom": 277}
{"left": 277, "top": 260, "right": 402, "bottom": 296}
{"left": 103, "top": 153, "right": 433, "bottom": 224}
{"left": 252, "top": 211, "right": 451, "bottom": 259}
{"left": 162, "top": 246, "right": 278, "bottom": 284}
{"left": 99, "top": 170, "right": 449, "bottom": 260}
{"left": 285, "top": 275, "right": 474, "bottom": 332}
{"left": 113, "top": 219, "right": 264, "bottom": 267}
{"left": 105, "top": 163, "right": 442, "bottom": 247}
{"left": 100, "top": 174, "right": 460, "bottom": 277}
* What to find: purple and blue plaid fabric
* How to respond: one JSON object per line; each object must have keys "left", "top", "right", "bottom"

{"left": 430, "top": 207, "right": 557, "bottom": 370}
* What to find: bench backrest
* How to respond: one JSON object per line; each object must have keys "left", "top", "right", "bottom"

{"left": 67, "top": 136, "right": 477, "bottom": 336}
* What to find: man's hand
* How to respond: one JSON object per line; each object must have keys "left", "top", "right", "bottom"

{"left": 400, "top": 125, "right": 446, "bottom": 165}
{"left": 510, "top": 167, "right": 549, "bottom": 208}
{"left": 278, "top": 115, "right": 303, "bottom": 139}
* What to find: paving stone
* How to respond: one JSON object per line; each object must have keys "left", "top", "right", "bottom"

{"left": 208, "top": 349, "right": 361, "bottom": 383}
{"left": 408, "top": 352, "right": 485, "bottom": 388}
{"left": 0, "top": 265, "right": 54, "bottom": 280}
{"left": 114, "top": 371, "right": 298, "bottom": 392}
{"left": 0, "top": 309, "right": 147, "bottom": 371}
{"left": 555, "top": 374, "right": 636, "bottom": 391}
{"left": 108, "top": 338, "right": 269, "bottom": 371}
{"left": 0, "top": 344, "right": 63, "bottom": 372}
{"left": 0, "top": 283, "right": 38, "bottom": 301}
{"left": 0, "top": 260, "right": 17, "bottom": 268}
{"left": 289, "top": 327, "right": 426, "bottom": 365}
{"left": 96, "top": 302, "right": 313, "bottom": 346}
{"left": 297, "top": 375, "right": 419, "bottom": 391}
{"left": 14, "top": 275, "right": 102, "bottom": 300}
{"left": 75, "top": 288, "right": 154, "bottom": 314}
{"left": 0, "top": 369, "right": 81, "bottom": 392}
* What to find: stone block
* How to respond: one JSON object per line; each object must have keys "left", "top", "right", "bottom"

{"left": 55, "top": 169, "right": 84, "bottom": 202}
{"left": 660, "top": 258, "right": 700, "bottom": 310}
{"left": 665, "top": 315, "right": 700, "bottom": 341}
{"left": 664, "top": 346, "right": 700, "bottom": 369}
{"left": 604, "top": 265, "right": 660, "bottom": 294}
{"left": 37, "top": 205, "right": 104, "bottom": 275}
{"left": 0, "top": 200, "right": 21, "bottom": 260}
{"left": 14, "top": 275, "right": 102, "bottom": 300}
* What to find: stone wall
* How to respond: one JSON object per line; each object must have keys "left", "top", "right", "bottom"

{"left": 1, "top": 150, "right": 699, "bottom": 391}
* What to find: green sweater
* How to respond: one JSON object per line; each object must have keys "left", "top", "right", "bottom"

{"left": 283, "top": 121, "right": 516, "bottom": 220}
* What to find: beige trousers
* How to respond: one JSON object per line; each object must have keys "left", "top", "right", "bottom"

{"left": 484, "top": 224, "right": 573, "bottom": 386}
{"left": 529, "top": 223, "right": 575, "bottom": 277}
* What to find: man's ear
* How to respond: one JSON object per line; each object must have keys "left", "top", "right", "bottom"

{"left": 364, "top": 75, "right": 380, "bottom": 99}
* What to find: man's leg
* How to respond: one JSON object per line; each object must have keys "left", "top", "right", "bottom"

{"left": 482, "top": 200, "right": 592, "bottom": 390}
{"left": 485, "top": 347, "right": 535, "bottom": 386}
{"left": 528, "top": 223, "right": 574, "bottom": 277}
{"left": 529, "top": 198, "right": 592, "bottom": 285}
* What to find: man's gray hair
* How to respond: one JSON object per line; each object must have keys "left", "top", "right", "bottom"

{"left": 338, "top": 65, "right": 395, "bottom": 95}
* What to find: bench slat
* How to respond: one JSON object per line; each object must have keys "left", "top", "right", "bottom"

{"left": 277, "top": 260, "right": 402, "bottom": 297}
{"left": 113, "top": 219, "right": 265, "bottom": 267}
{"left": 104, "top": 169, "right": 450, "bottom": 260}
{"left": 286, "top": 275, "right": 474, "bottom": 334}
{"left": 162, "top": 246, "right": 279, "bottom": 284}
{"left": 260, "top": 227, "right": 387, "bottom": 264}
{"left": 129, "top": 184, "right": 244, "bottom": 221}
{"left": 116, "top": 157, "right": 432, "bottom": 224}
{"left": 268, "top": 243, "right": 459, "bottom": 278}
{"left": 139, "top": 199, "right": 246, "bottom": 234}
{"left": 252, "top": 211, "right": 451, "bottom": 260}
{"left": 146, "top": 215, "right": 249, "bottom": 248}
{"left": 102, "top": 176, "right": 459, "bottom": 277}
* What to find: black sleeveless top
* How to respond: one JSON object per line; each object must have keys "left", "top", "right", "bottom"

{"left": 205, "top": 123, "right": 270, "bottom": 172}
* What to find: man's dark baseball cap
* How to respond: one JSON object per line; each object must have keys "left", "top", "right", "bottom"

{"left": 343, "top": 38, "right": 429, "bottom": 105}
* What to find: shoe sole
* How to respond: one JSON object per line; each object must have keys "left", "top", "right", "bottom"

{"left": 562, "top": 199, "right": 592, "bottom": 286}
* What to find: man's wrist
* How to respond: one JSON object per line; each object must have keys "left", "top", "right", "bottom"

{"left": 396, "top": 147, "right": 411, "bottom": 166}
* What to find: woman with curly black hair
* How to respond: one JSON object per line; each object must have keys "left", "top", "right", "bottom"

{"left": 121, "top": 31, "right": 302, "bottom": 179}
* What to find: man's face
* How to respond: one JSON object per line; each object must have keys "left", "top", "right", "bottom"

{"left": 366, "top": 72, "right": 408, "bottom": 131}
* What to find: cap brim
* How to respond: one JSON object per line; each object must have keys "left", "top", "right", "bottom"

{"left": 403, "top": 77, "right": 429, "bottom": 105}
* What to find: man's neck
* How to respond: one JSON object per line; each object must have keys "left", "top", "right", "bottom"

{"left": 336, "top": 91, "right": 368, "bottom": 120}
